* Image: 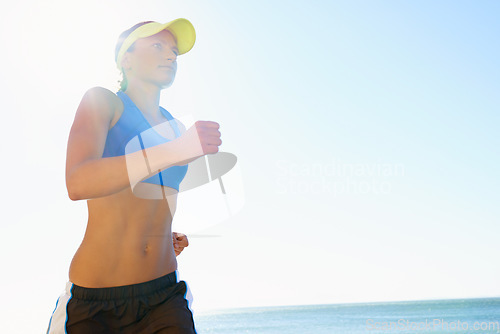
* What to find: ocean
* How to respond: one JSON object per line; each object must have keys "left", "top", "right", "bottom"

{"left": 193, "top": 298, "right": 500, "bottom": 334}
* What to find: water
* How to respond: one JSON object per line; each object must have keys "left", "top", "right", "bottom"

{"left": 193, "top": 298, "right": 500, "bottom": 333}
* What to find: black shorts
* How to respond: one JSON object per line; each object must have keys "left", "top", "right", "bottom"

{"left": 46, "top": 270, "right": 197, "bottom": 333}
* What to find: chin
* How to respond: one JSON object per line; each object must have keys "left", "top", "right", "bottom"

{"left": 158, "top": 75, "right": 176, "bottom": 89}
{"left": 159, "top": 81, "right": 174, "bottom": 89}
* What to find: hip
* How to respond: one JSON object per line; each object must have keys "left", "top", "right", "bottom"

{"left": 46, "top": 270, "right": 196, "bottom": 333}
{"left": 68, "top": 236, "right": 178, "bottom": 288}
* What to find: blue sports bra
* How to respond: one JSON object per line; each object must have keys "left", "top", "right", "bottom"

{"left": 102, "top": 91, "right": 188, "bottom": 191}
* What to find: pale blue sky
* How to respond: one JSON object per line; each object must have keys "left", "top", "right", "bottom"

{"left": 0, "top": 0, "right": 499, "bottom": 332}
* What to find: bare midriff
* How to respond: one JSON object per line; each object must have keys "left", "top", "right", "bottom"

{"left": 68, "top": 185, "right": 179, "bottom": 288}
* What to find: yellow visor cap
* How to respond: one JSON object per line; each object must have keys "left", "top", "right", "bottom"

{"left": 116, "top": 18, "right": 196, "bottom": 70}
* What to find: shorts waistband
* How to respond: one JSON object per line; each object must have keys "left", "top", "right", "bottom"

{"left": 67, "top": 270, "right": 179, "bottom": 301}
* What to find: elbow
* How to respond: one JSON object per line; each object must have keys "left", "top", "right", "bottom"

{"left": 68, "top": 190, "right": 82, "bottom": 201}
{"left": 66, "top": 176, "right": 85, "bottom": 201}
{"left": 67, "top": 185, "right": 83, "bottom": 201}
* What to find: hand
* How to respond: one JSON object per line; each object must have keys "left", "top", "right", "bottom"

{"left": 172, "top": 232, "right": 189, "bottom": 256}
{"left": 181, "top": 121, "right": 222, "bottom": 161}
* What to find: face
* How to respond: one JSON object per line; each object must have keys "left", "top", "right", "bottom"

{"left": 122, "top": 29, "right": 179, "bottom": 89}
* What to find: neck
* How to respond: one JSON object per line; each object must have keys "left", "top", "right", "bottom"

{"left": 123, "top": 81, "right": 162, "bottom": 117}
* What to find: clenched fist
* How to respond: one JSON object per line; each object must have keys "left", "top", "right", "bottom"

{"left": 173, "top": 232, "right": 189, "bottom": 256}
{"left": 180, "top": 121, "right": 222, "bottom": 163}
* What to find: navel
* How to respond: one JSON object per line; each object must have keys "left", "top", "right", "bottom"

{"left": 143, "top": 243, "right": 151, "bottom": 255}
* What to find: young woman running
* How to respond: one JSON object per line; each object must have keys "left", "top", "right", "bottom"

{"left": 46, "top": 18, "right": 221, "bottom": 333}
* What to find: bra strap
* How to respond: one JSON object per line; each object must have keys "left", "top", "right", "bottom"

{"left": 160, "top": 107, "right": 182, "bottom": 138}
{"left": 116, "top": 91, "right": 135, "bottom": 109}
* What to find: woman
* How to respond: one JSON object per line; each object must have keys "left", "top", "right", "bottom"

{"left": 46, "top": 18, "right": 221, "bottom": 333}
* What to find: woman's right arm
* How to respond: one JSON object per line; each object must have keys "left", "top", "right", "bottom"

{"left": 65, "top": 87, "right": 221, "bottom": 201}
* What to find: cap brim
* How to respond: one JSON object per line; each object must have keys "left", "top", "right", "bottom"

{"left": 136, "top": 19, "right": 196, "bottom": 55}
{"left": 161, "top": 18, "right": 196, "bottom": 55}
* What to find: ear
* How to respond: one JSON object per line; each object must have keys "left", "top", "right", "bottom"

{"left": 121, "top": 52, "right": 132, "bottom": 71}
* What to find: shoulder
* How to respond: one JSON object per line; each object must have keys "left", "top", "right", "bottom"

{"left": 77, "top": 86, "right": 121, "bottom": 124}
{"left": 81, "top": 87, "right": 120, "bottom": 111}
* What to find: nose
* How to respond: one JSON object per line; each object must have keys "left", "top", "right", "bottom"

{"left": 166, "top": 51, "right": 177, "bottom": 62}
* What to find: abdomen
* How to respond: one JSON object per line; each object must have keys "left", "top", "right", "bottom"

{"left": 69, "top": 187, "right": 179, "bottom": 287}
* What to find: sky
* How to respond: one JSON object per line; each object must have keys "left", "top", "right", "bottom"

{"left": 0, "top": 0, "right": 499, "bottom": 332}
